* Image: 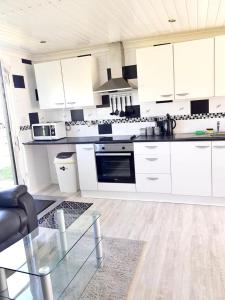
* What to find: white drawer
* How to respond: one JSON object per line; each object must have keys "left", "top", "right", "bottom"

{"left": 134, "top": 142, "right": 170, "bottom": 155}
{"left": 136, "top": 173, "right": 171, "bottom": 193}
{"left": 135, "top": 154, "right": 170, "bottom": 174}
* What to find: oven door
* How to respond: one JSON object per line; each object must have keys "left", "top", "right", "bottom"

{"left": 32, "top": 125, "right": 51, "bottom": 140}
{"left": 95, "top": 152, "right": 135, "bottom": 183}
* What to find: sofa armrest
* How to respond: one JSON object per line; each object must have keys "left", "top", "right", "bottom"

{"left": 0, "top": 185, "right": 38, "bottom": 233}
{"left": 18, "top": 193, "right": 38, "bottom": 233}
{"left": 0, "top": 185, "right": 27, "bottom": 208}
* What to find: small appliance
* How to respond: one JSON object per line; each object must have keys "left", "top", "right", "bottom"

{"left": 157, "top": 114, "right": 176, "bottom": 136}
{"left": 164, "top": 114, "right": 176, "bottom": 136}
{"left": 32, "top": 122, "right": 66, "bottom": 140}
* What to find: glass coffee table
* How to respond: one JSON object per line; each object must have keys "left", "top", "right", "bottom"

{"left": 0, "top": 210, "right": 103, "bottom": 300}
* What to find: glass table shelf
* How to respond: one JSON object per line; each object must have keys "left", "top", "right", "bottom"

{"left": 0, "top": 210, "right": 103, "bottom": 300}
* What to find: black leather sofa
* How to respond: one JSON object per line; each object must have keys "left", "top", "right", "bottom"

{"left": 0, "top": 185, "right": 38, "bottom": 251}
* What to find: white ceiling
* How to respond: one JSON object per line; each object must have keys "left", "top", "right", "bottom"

{"left": 1, "top": 0, "right": 225, "bottom": 54}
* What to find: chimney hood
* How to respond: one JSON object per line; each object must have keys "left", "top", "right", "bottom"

{"left": 94, "top": 42, "right": 135, "bottom": 93}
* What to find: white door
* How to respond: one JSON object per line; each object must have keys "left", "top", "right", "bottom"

{"left": 136, "top": 44, "right": 174, "bottom": 102}
{"left": 34, "top": 61, "right": 65, "bottom": 109}
{"left": 212, "top": 141, "right": 225, "bottom": 197}
{"left": 171, "top": 142, "right": 211, "bottom": 196}
{"left": 215, "top": 35, "right": 225, "bottom": 96}
{"left": 61, "top": 56, "right": 95, "bottom": 108}
{"left": 76, "top": 144, "right": 97, "bottom": 191}
{"left": 174, "top": 38, "right": 214, "bottom": 100}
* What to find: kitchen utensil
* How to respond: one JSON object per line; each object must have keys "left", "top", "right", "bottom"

{"left": 114, "top": 96, "right": 119, "bottom": 116}
{"left": 119, "top": 97, "right": 125, "bottom": 117}
{"left": 110, "top": 96, "right": 115, "bottom": 115}
{"left": 124, "top": 95, "right": 129, "bottom": 118}
{"left": 130, "top": 95, "right": 134, "bottom": 114}
{"left": 147, "top": 127, "right": 154, "bottom": 136}
{"left": 154, "top": 126, "right": 161, "bottom": 136}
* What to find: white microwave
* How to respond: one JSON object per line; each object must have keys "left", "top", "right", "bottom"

{"left": 32, "top": 122, "right": 66, "bottom": 140}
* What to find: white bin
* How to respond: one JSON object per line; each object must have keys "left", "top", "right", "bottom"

{"left": 54, "top": 152, "right": 79, "bottom": 193}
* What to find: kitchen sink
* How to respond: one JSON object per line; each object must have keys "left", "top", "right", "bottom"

{"left": 210, "top": 132, "right": 225, "bottom": 137}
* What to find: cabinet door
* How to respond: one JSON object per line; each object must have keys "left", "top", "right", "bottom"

{"left": 171, "top": 142, "right": 211, "bottom": 196}
{"left": 136, "top": 44, "right": 174, "bottom": 102}
{"left": 212, "top": 141, "right": 225, "bottom": 197}
{"left": 61, "top": 56, "right": 95, "bottom": 108}
{"left": 34, "top": 61, "right": 65, "bottom": 109}
{"left": 76, "top": 144, "right": 97, "bottom": 191}
{"left": 174, "top": 38, "right": 214, "bottom": 100}
{"left": 215, "top": 35, "right": 225, "bottom": 96}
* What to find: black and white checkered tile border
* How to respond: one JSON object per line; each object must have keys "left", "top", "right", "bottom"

{"left": 20, "top": 125, "right": 31, "bottom": 131}
{"left": 19, "top": 113, "right": 225, "bottom": 131}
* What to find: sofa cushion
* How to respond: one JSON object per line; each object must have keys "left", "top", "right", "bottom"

{"left": 0, "top": 185, "right": 27, "bottom": 208}
{"left": 0, "top": 208, "right": 28, "bottom": 244}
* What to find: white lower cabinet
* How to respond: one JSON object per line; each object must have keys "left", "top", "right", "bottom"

{"left": 136, "top": 174, "right": 171, "bottom": 193}
{"left": 212, "top": 141, "right": 225, "bottom": 197}
{"left": 171, "top": 142, "right": 211, "bottom": 196}
{"left": 134, "top": 142, "right": 171, "bottom": 193}
{"left": 135, "top": 154, "right": 170, "bottom": 174}
{"left": 76, "top": 144, "right": 97, "bottom": 191}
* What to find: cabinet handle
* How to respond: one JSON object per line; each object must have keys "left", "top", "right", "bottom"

{"left": 216, "top": 104, "right": 222, "bottom": 109}
{"left": 55, "top": 102, "right": 64, "bottom": 105}
{"left": 145, "top": 158, "right": 158, "bottom": 161}
{"left": 160, "top": 94, "right": 173, "bottom": 97}
{"left": 83, "top": 147, "right": 93, "bottom": 150}
{"left": 147, "top": 177, "right": 159, "bottom": 181}
{"left": 145, "top": 146, "right": 157, "bottom": 149}
{"left": 195, "top": 145, "right": 210, "bottom": 148}
{"left": 67, "top": 101, "right": 76, "bottom": 104}
{"left": 176, "top": 92, "right": 189, "bottom": 96}
{"left": 213, "top": 145, "right": 225, "bottom": 148}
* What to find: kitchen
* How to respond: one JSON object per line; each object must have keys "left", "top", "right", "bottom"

{"left": 20, "top": 35, "right": 225, "bottom": 206}
{"left": 2, "top": 2, "right": 225, "bottom": 299}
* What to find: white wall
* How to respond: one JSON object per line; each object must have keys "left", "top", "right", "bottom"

{"left": 4, "top": 31, "right": 225, "bottom": 188}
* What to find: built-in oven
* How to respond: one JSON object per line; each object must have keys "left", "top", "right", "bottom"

{"left": 95, "top": 143, "right": 135, "bottom": 184}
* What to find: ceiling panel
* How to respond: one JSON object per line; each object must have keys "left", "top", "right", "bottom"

{"left": 0, "top": 0, "right": 224, "bottom": 54}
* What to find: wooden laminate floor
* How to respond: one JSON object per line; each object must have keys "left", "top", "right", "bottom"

{"left": 38, "top": 185, "right": 225, "bottom": 300}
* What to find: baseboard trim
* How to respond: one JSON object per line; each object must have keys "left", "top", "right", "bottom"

{"left": 81, "top": 190, "right": 225, "bottom": 206}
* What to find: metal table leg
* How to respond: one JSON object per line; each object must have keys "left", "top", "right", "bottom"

{"left": 39, "top": 267, "right": 53, "bottom": 300}
{"left": 0, "top": 268, "right": 8, "bottom": 298}
{"left": 93, "top": 218, "right": 103, "bottom": 268}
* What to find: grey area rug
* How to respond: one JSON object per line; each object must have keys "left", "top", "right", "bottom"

{"left": 38, "top": 200, "right": 93, "bottom": 229}
{"left": 63, "top": 237, "right": 145, "bottom": 300}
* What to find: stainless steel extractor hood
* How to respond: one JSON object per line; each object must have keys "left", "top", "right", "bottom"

{"left": 94, "top": 42, "right": 135, "bottom": 93}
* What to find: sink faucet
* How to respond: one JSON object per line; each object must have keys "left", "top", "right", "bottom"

{"left": 217, "top": 121, "right": 220, "bottom": 132}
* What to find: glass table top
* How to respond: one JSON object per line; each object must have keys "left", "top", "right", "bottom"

{"left": 0, "top": 210, "right": 100, "bottom": 277}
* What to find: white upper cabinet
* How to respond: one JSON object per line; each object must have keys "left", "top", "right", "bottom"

{"left": 34, "top": 56, "right": 100, "bottom": 109}
{"left": 215, "top": 35, "right": 225, "bottom": 96}
{"left": 174, "top": 38, "right": 214, "bottom": 100}
{"left": 61, "top": 56, "right": 99, "bottom": 108}
{"left": 136, "top": 44, "right": 174, "bottom": 102}
{"left": 34, "top": 60, "right": 65, "bottom": 109}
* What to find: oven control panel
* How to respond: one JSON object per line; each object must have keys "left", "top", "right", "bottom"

{"left": 95, "top": 143, "right": 133, "bottom": 152}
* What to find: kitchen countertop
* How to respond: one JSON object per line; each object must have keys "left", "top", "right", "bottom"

{"left": 23, "top": 133, "right": 225, "bottom": 146}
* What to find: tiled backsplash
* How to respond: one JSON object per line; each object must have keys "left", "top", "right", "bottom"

{"left": 21, "top": 94, "right": 225, "bottom": 135}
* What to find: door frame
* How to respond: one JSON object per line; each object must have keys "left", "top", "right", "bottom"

{"left": 0, "top": 62, "right": 18, "bottom": 184}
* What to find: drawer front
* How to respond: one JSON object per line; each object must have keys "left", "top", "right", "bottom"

{"left": 136, "top": 174, "right": 171, "bottom": 193}
{"left": 135, "top": 154, "right": 170, "bottom": 174}
{"left": 134, "top": 142, "right": 170, "bottom": 155}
